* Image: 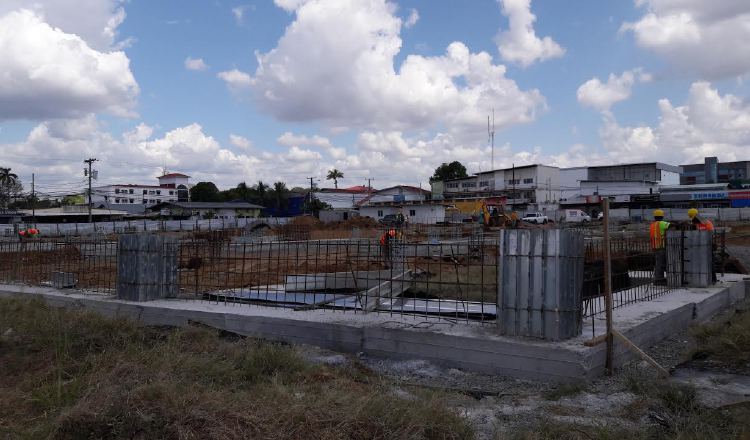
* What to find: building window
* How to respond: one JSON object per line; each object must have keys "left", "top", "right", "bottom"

{"left": 143, "top": 189, "right": 148, "bottom": 194}
{"left": 115, "top": 188, "right": 120, "bottom": 194}
{"left": 129, "top": 189, "right": 134, "bottom": 194}
{"left": 377, "top": 210, "right": 383, "bottom": 217}
{"left": 169, "top": 190, "right": 174, "bottom": 195}
{"left": 523, "top": 178, "right": 534, "bottom": 184}
{"left": 507, "top": 179, "right": 520, "bottom": 185}
{"left": 129, "top": 199, "right": 134, "bottom": 203}
{"left": 115, "top": 198, "right": 120, "bottom": 203}
{"left": 446, "top": 183, "right": 459, "bottom": 189}
{"left": 409, "top": 209, "right": 416, "bottom": 216}
{"left": 461, "top": 182, "right": 477, "bottom": 188}
{"left": 479, "top": 180, "right": 490, "bottom": 187}
{"left": 143, "top": 199, "right": 147, "bottom": 204}
{"left": 156, "top": 190, "right": 161, "bottom": 195}
{"left": 149, "top": 190, "right": 155, "bottom": 195}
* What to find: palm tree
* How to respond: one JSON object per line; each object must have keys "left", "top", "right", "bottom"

{"left": 326, "top": 169, "right": 344, "bottom": 189}
{"left": 0, "top": 167, "right": 21, "bottom": 208}
{"left": 271, "top": 182, "right": 289, "bottom": 212}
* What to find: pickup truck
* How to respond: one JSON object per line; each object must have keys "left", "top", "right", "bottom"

{"left": 522, "top": 212, "right": 548, "bottom": 224}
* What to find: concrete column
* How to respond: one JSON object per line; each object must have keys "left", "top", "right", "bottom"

{"left": 117, "top": 234, "right": 178, "bottom": 301}
{"left": 497, "top": 229, "right": 585, "bottom": 340}
{"left": 667, "top": 230, "right": 713, "bottom": 288}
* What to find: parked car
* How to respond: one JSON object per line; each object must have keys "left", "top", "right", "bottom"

{"left": 563, "top": 209, "right": 591, "bottom": 223}
{"left": 522, "top": 212, "right": 548, "bottom": 224}
{"left": 379, "top": 214, "right": 404, "bottom": 226}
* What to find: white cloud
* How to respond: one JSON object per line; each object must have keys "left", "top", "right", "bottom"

{"left": 185, "top": 57, "right": 209, "bottom": 71}
{"left": 217, "top": 69, "right": 253, "bottom": 92}
{"left": 494, "top": 0, "right": 565, "bottom": 67}
{"left": 622, "top": 0, "right": 750, "bottom": 78}
{"left": 232, "top": 5, "right": 254, "bottom": 24}
{"left": 0, "top": 9, "right": 139, "bottom": 120}
{"left": 0, "top": 0, "right": 128, "bottom": 50}
{"left": 277, "top": 132, "right": 346, "bottom": 159}
{"left": 248, "top": 0, "right": 545, "bottom": 135}
{"left": 577, "top": 68, "right": 651, "bottom": 112}
{"left": 599, "top": 82, "right": 750, "bottom": 164}
{"left": 229, "top": 134, "right": 253, "bottom": 150}
{"left": 404, "top": 8, "right": 419, "bottom": 28}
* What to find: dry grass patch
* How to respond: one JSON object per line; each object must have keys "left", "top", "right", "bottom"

{"left": 0, "top": 297, "right": 472, "bottom": 439}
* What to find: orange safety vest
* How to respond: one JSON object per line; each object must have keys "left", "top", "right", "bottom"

{"left": 379, "top": 229, "right": 396, "bottom": 245}
{"left": 696, "top": 219, "right": 714, "bottom": 231}
{"left": 649, "top": 221, "right": 670, "bottom": 249}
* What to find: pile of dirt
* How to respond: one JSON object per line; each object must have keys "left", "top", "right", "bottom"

{"left": 321, "top": 216, "right": 379, "bottom": 230}
{"left": 290, "top": 215, "right": 322, "bottom": 227}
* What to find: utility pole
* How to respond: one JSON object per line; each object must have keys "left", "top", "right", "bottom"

{"left": 488, "top": 109, "right": 495, "bottom": 171}
{"left": 511, "top": 163, "right": 515, "bottom": 210}
{"left": 31, "top": 173, "right": 35, "bottom": 225}
{"left": 84, "top": 158, "right": 97, "bottom": 223}
{"left": 307, "top": 177, "right": 316, "bottom": 214}
{"left": 366, "top": 178, "right": 374, "bottom": 192}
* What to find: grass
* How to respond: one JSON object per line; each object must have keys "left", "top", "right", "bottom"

{"left": 689, "top": 308, "right": 750, "bottom": 368}
{"left": 0, "top": 297, "right": 473, "bottom": 439}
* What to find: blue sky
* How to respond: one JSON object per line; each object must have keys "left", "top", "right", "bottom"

{"left": 1, "top": 0, "right": 750, "bottom": 193}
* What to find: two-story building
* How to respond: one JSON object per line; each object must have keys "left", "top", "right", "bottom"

{"left": 92, "top": 173, "right": 192, "bottom": 215}
{"left": 438, "top": 164, "right": 562, "bottom": 214}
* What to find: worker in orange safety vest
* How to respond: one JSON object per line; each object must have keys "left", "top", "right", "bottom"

{"left": 649, "top": 209, "right": 670, "bottom": 284}
{"left": 688, "top": 208, "right": 714, "bottom": 231}
{"left": 379, "top": 228, "right": 398, "bottom": 267}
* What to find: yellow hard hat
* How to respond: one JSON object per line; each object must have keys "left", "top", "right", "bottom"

{"left": 688, "top": 208, "right": 698, "bottom": 219}
{"left": 653, "top": 209, "right": 665, "bottom": 217}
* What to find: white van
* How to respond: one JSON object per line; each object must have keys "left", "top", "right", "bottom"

{"left": 563, "top": 209, "right": 591, "bottom": 223}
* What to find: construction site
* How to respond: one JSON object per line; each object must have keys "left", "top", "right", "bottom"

{"left": 2, "top": 213, "right": 750, "bottom": 438}
{"left": 1, "top": 213, "right": 748, "bottom": 341}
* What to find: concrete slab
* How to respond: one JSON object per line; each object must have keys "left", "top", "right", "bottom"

{"left": 0, "top": 273, "right": 746, "bottom": 383}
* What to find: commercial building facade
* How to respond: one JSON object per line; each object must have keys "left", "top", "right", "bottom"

{"left": 681, "top": 157, "right": 750, "bottom": 185}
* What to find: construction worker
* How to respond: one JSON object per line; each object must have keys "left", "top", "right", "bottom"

{"left": 379, "top": 228, "right": 398, "bottom": 268}
{"left": 688, "top": 208, "right": 714, "bottom": 231}
{"left": 650, "top": 209, "right": 670, "bottom": 284}
{"left": 510, "top": 211, "right": 519, "bottom": 229}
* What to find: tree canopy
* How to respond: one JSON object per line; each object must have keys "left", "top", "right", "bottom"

{"left": 326, "top": 169, "right": 344, "bottom": 189}
{"left": 0, "top": 167, "right": 22, "bottom": 208}
{"left": 429, "top": 161, "right": 468, "bottom": 184}
{"left": 190, "top": 181, "right": 221, "bottom": 202}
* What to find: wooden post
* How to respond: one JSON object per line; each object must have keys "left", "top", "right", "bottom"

{"left": 602, "top": 198, "right": 614, "bottom": 375}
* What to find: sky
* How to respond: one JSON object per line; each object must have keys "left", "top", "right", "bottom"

{"left": 1, "top": 0, "right": 750, "bottom": 197}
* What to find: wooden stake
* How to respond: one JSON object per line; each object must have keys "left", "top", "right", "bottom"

{"left": 612, "top": 330, "right": 670, "bottom": 378}
{"left": 602, "top": 198, "right": 614, "bottom": 375}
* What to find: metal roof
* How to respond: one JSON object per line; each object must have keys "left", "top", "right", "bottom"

{"left": 152, "top": 201, "right": 265, "bottom": 210}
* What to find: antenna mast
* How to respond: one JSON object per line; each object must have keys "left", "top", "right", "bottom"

{"left": 488, "top": 108, "right": 495, "bottom": 170}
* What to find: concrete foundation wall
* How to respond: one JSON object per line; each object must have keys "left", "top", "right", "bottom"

{"left": 2, "top": 276, "right": 746, "bottom": 383}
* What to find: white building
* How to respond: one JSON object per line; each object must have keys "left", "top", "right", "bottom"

{"left": 363, "top": 185, "right": 430, "bottom": 204}
{"left": 441, "top": 164, "right": 562, "bottom": 214}
{"left": 559, "top": 167, "right": 588, "bottom": 201}
{"left": 359, "top": 202, "right": 446, "bottom": 224}
{"left": 92, "top": 173, "right": 191, "bottom": 214}
{"left": 357, "top": 185, "right": 442, "bottom": 224}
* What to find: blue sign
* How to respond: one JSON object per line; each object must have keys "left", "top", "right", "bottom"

{"left": 690, "top": 192, "right": 728, "bottom": 200}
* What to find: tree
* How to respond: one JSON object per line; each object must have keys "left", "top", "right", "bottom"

{"left": 270, "top": 181, "right": 289, "bottom": 212}
{"left": 0, "top": 167, "right": 22, "bottom": 208}
{"left": 190, "top": 181, "right": 221, "bottom": 202}
{"left": 429, "top": 161, "right": 468, "bottom": 184}
{"left": 326, "top": 169, "right": 344, "bottom": 189}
